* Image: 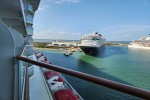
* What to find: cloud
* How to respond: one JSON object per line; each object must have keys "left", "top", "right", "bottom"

{"left": 48, "top": 0, "right": 81, "bottom": 4}
{"left": 37, "top": 5, "right": 50, "bottom": 11}
{"left": 101, "top": 25, "right": 150, "bottom": 33}
{"left": 100, "top": 25, "right": 150, "bottom": 41}
{"left": 33, "top": 31, "right": 83, "bottom": 40}
{"left": 33, "top": 25, "right": 150, "bottom": 41}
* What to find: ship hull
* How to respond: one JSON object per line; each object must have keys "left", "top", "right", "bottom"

{"left": 79, "top": 45, "right": 105, "bottom": 55}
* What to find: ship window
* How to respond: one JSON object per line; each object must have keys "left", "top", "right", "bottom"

{"left": 82, "top": 36, "right": 92, "bottom": 40}
{"left": 92, "top": 38, "right": 96, "bottom": 40}
{"left": 92, "top": 37, "right": 99, "bottom": 40}
{"left": 82, "top": 36, "right": 100, "bottom": 40}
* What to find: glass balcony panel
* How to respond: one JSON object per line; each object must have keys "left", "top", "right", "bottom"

{"left": 26, "top": 14, "right": 33, "bottom": 24}
{"left": 26, "top": 26, "right": 33, "bottom": 35}
{"left": 28, "top": 4, "right": 33, "bottom": 12}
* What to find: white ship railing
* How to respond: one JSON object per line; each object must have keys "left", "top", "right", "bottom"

{"left": 27, "top": 4, "right": 34, "bottom": 13}
{"left": 18, "top": 45, "right": 30, "bottom": 100}
{"left": 26, "top": 14, "right": 33, "bottom": 24}
{"left": 18, "top": 45, "right": 53, "bottom": 100}
{"left": 26, "top": 26, "right": 33, "bottom": 35}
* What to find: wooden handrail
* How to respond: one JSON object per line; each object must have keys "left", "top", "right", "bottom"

{"left": 16, "top": 56, "right": 150, "bottom": 99}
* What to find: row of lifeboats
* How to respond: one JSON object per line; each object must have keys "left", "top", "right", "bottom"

{"left": 35, "top": 51, "right": 50, "bottom": 64}
{"left": 34, "top": 50, "right": 82, "bottom": 100}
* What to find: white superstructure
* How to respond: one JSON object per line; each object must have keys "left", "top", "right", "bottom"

{"left": 80, "top": 32, "right": 105, "bottom": 47}
{"left": 78, "top": 32, "right": 105, "bottom": 55}
{"left": 128, "top": 35, "right": 150, "bottom": 49}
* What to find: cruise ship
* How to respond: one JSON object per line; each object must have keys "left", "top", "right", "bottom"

{"left": 78, "top": 32, "right": 105, "bottom": 55}
{"left": 128, "top": 36, "right": 150, "bottom": 49}
{"left": 1, "top": 0, "right": 150, "bottom": 100}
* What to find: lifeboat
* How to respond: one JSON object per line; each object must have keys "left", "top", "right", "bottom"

{"left": 34, "top": 50, "right": 82, "bottom": 100}
{"left": 44, "top": 57, "right": 50, "bottom": 64}
{"left": 45, "top": 71, "right": 64, "bottom": 83}
{"left": 35, "top": 52, "right": 50, "bottom": 64}
{"left": 54, "top": 89, "right": 78, "bottom": 100}
{"left": 45, "top": 71, "right": 65, "bottom": 91}
{"left": 47, "top": 76, "right": 64, "bottom": 91}
{"left": 34, "top": 50, "right": 40, "bottom": 54}
{"left": 37, "top": 56, "right": 45, "bottom": 62}
{"left": 45, "top": 71, "right": 59, "bottom": 79}
{"left": 35, "top": 52, "right": 44, "bottom": 58}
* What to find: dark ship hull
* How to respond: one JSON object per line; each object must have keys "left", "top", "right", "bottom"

{"left": 79, "top": 45, "right": 105, "bottom": 55}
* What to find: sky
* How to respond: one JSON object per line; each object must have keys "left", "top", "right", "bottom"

{"left": 33, "top": 0, "right": 150, "bottom": 41}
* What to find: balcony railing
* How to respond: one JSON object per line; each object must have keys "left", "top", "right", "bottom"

{"left": 26, "top": 26, "right": 33, "bottom": 35}
{"left": 16, "top": 45, "right": 150, "bottom": 100}
{"left": 18, "top": 45, "right": 53, "bottom": 100}
{"left": 26, "top": 14, "right": 33, "bottom": 24}
{"left": 27, "top": 4, "right": 33, "bottom": 13}
{"left": 18, "top": 45, "right": 32, "bottom": 100}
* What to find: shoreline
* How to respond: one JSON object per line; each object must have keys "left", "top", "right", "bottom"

{"left": 34, "top": 47, "right": 60, "bottom": 51}
{"left": 128, "top": 46, "right": 150, "bottom": 49}
{"left": 34, "top": 47, "right": 81, "bottom": 52}
{"left": 34, "top": 45, "right": 127, "bottom": 51}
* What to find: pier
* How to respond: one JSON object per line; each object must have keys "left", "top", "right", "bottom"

{"left": 51, "top": 41, "right": 80, "bottom": 47}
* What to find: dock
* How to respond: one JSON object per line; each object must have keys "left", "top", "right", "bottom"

{"left": 51, "top": 41, "right": 80, "bottom": 47}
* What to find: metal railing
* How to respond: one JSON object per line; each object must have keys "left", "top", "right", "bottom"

{"left": 18, "top": 45, "right": 31, "bottom": 100}
{"left": 26, "top": 26, "right": 33, "bottom": 35}
{"left": 26, "top": 14, "right": 33, "bottom": 24}
{"left": 16, "top": 56, "right": 150, "bottom": 100}
{"left": 27, "top": 4, "right": 33, "bottom": 12}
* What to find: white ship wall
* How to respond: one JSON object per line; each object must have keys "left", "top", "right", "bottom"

{"left": 128, "top": 45, "right": 150, "bottom": 49}
{"left": 0, "top": 21, "right": 25, "bottom": 100}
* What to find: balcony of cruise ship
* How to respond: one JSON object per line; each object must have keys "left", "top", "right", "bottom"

{"left": 26, "top": 14, "right": 33, "bottom": 24}
{"left": 26, "top": 26, "right": 34, "bottom": 35}
{"left": 27, "top": 4, "right": 34, "bottom": 13}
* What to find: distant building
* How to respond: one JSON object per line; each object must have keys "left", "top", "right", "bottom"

{"left": 51, "top": 41, "right": 80, "bottom": 47}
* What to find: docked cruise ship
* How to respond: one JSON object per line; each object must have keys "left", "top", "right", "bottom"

{"left": 78, "top": 32, "right": 105, "bottom": 55}
{"left": 128, "top": 36, "right": 150, "bottom": 49}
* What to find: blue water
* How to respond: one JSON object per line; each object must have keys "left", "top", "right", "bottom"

{"left": 33, "top": 39, "right": 130, "bottom": 44}
{"left": 41, "top": 46, "right": 150, "bottom": 100}
{"left": 106, "top": 41, "right": 131, "bottom": 44}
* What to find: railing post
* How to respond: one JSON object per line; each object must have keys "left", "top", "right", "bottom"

{"left": 24, "top": 65, "right": 29, "bottom": 100}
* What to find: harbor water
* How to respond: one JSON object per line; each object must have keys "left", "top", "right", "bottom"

{"left": 41, "top": 46, "right": 150, "bottom": 100}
